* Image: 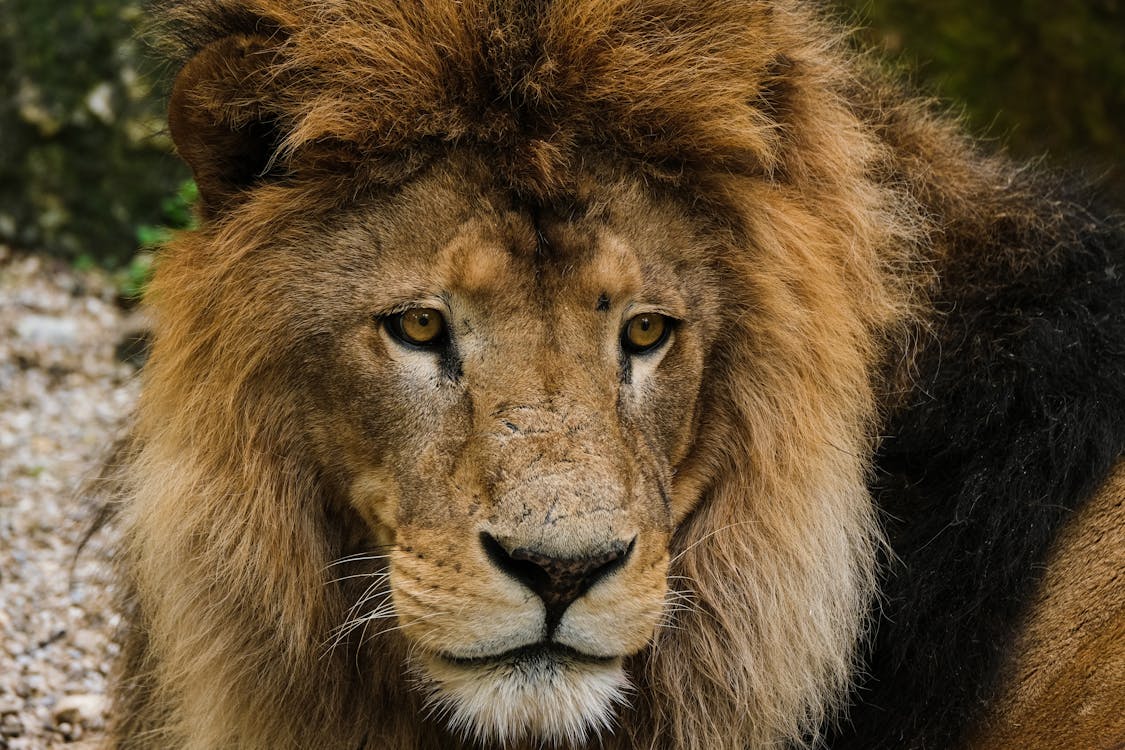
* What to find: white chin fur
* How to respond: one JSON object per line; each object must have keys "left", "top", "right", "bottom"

{"left": 418, "top": 652, "right": 629, "bottom": 747}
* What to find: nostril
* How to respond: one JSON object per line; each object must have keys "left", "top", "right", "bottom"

{"left": 480, "top": 532, "right": 552, "bottom": 599}
{"left": 479, "top": 532, "right": 635, "bottom": 634}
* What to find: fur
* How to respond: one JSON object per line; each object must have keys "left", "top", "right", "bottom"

{"left": 101, "top": 2, "right": 1125, "bottom": 749}
{"left": 834, "top": 168, "right": 1125, "bottom": 747}
{"left": 969, "top": 462, "right": 1125, "bottom": 750}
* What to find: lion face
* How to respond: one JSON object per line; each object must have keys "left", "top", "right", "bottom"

{"left": 290, "top": 157, "right": 718, "bottom": 744}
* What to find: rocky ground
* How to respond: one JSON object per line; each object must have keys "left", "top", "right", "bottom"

{"left": 1, "top": 248, "right": 140, "bottom": 749}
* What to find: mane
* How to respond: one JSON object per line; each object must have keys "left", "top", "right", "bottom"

{"left": 112, "top": 1, "right": 966, "bottom": 748}
{"left": 153, "top": 0, "right": 898, "bottom": 198}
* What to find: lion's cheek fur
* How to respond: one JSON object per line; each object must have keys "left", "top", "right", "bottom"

{"left": 620, "top": 176, "right": 908, "bottom": 748}
{"left": 118, "top": 450, "right": 349, "bottom": 748}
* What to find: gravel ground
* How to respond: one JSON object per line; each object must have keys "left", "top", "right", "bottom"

{"left": 1, "top": 247, "right": 139, "bottom": 749}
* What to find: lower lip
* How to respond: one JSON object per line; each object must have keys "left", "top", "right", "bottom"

{"left": 439, "top": 643, "right": 617, "bottom": 668}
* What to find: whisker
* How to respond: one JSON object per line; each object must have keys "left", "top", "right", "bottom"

{"left": 363, "top": 612, "right": 442, "bottom": 643}
{"left": 322, "top": 549, "right": 395, "bottom": 570}
{"left": 335, "top": 593, "right": 385, "bottom": 640}
{"left": 323, "top": 585, "right": 397, "bottom": 654}
{"left": 669, "top": 521, "right": 759, "bottom": 566}
{"left": 331, "top": 592, "right": 395, "bottom": 639}
{"left": 324, "top": 570, "right": 391, "bottom": 586}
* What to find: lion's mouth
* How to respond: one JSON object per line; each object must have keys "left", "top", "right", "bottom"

{"left": 437, "top": 642, "right": 617, "bottom": 669}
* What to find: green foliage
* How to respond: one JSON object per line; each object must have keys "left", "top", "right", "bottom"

{"left": 841, "top": 0, "right": 1125, "bottom": 189}
{"left": 0, "top": 0, "right": 190, "bottom": 263}
{"left": 119, "top": 179, "right": 198, "bottom": 303}
{"left": 71, "top": 253, "right": 98, "bottom": 273}
{"left": 135, "top": 179, "right": 198, "bottom": 249}
{"left": 115, "top": 249, "right": 155, "bottom": 304}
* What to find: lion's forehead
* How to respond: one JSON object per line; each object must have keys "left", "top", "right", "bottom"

{"left": 343, "top": 168, "right": 688, "bottom": 310}
{"left": 433, "top": 218, "right": 645, "bottom": 316}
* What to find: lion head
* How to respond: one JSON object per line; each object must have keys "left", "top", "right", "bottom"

{"left": 112, "top": 1, "right": 921, "bottom": 748}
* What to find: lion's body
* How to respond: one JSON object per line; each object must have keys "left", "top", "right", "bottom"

{"left": 104, "top": 1, "right": 1125, "bottom": 749}
{"left": 969, "top": 462, "right": 1125, "bottom": 750}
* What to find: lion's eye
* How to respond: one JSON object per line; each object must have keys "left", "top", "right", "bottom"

{"left": 622, "top": 313, "right": 671, "bottom": 355}
{"left": 386, "top": 307, "right": 447, "bottom": 348}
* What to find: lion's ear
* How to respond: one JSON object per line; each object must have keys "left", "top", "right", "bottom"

{"left": 168, "top": 35, "right": 284, "bottom": 218}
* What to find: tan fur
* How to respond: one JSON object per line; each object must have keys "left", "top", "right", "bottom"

{"left": 104, "top": 1, "right": 1111, "bottom": 749}
{"left": 968, "top": 462, "right": 1125, "bottom": 750}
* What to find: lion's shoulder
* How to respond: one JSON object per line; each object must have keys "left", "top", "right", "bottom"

{"left": 830, "top": 180, "right": 1125, "bottom": 749}
{"left": 969, "top": 461, "right": 1125, "bottom": 749}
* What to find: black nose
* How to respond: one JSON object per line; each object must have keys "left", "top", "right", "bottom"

{"left": 480, "top": 532, "right": 634, "bottom": 633}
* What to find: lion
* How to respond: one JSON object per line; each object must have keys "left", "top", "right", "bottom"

{"left": 102, "top": 1, "right": 1125, "bottom": 749}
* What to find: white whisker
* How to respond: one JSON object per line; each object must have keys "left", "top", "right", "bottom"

{"left": 669, "top": 520, "right": 759, "bottom": 566}
{"left": 322, "top": 550, "right": 395, "bottom": 570}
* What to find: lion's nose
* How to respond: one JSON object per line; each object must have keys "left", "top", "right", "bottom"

{"left": 480, "top": 532, "right": 634, "bottom": 633}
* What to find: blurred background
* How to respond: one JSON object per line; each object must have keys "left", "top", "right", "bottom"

{"left": 0, "top": 0, "right": 1122, "bottom": 272}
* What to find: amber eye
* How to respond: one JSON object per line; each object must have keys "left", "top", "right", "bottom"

{"left": 386, "top": 307, "right": 447, "bottom": 348}
{"left": 622, "top": 313, "right": 671, "bottom": 354}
